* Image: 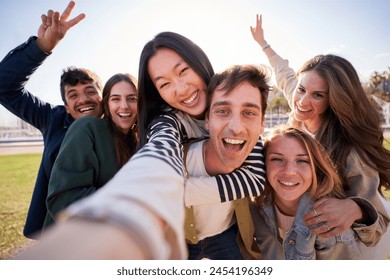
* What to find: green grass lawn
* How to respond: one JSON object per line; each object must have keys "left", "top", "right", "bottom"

{"left": 385, "top": 138, "right": 390, "bottom": 151}
{"left": 0, "top": 153, "right": 41, "bottom": 259}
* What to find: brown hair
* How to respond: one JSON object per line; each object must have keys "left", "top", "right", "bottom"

{"left": 206, "top": 64, "right": 271, "bottom": 118}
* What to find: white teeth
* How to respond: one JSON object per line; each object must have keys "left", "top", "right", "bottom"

{"left": 183, "top": 92, "right": 197, "bottom": 104}
{"left": 297, "top": 107, "right": 310, "bottom": 112}
{"left": 79, "top": 106, "right": 94, "bottom": 113}
{"left": 118, "top": 113, "right": 131, "bottom": 118}
{"left": 279, "top": 180, "right": 297, "bottom": 186}
{"left": 224, "top": 138, "right": 244, "bottom": 145}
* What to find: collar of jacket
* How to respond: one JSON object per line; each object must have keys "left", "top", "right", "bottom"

{"left": 263, "top": 191, "right": 314, "bottom": 240}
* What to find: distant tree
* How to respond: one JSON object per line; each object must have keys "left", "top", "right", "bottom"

{"left": 367, "top": 68, "right": 390, "bottom": 102}
{"left": 267, "top": 89, "right": 290, "bottom": 117}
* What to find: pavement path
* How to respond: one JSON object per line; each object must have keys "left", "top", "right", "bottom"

{"left": 0, "top": 142, "right": 43, "bottom": 155}
{"left": 0, "top": 129, "right": 388, "bottom": 156}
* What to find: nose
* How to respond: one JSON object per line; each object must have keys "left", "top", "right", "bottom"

{"left": 78, "top": 93, "right": 91, "bottom": 103}
{"left": 283, "top": 161, "right": 297, "bottom": 175}
{"left": 298, "top": 93, "right": 310, "bottom": 106}
{"left": 120, "top": 98, "right": 130, "bottom": 109}
{"left": 227, "top": 113, "right": 243, "bottom": 135}
{"left": 174, "top": 80, "right": 189, "bottom": 96}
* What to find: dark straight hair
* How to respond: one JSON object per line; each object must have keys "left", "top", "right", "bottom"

{"left": 102, "top": 73, "right": 138, "bottom": 168}
{"left": 137, "top": 31, "right": 214, "bottom": 147}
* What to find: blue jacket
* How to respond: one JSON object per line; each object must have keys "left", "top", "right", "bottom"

{"left": 0, "top": 36, "right": 74, "bottom": 238}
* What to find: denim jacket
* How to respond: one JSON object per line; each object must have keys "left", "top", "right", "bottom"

{"left": 250, "top": 192, "right": 366, "bottom": 259}
{"left": 0, "top": 36, "right": 74, "bottom": 238}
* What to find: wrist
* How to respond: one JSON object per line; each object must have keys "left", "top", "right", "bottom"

{"left": 35, "top": 38, "right": 54, "bottom": 54}
{"left": 349, "top": 199, "right": 364, "bottom": 222}
{"left": 261, "top": 43, "right": 271, "bottom": 51}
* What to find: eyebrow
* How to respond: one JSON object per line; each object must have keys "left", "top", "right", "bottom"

{"left": 268, "top": 152, "right": 309, "bottom": 157}
{"left": 211, "top": 100, "right": 261, "bottom": 110}
{"left": 298, "top": 84, "right": 328, "bottom": 94}
{"left": 66, "top": 85, "right": 97, "bottom": 95}
{"left": 109, "top": 92, "right": 137, "bottom": 97}
{"left": 152, "top": 60, "right": 185, "bottom": 83}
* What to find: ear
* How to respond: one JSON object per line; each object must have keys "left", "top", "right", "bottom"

{"left": 64, "top": 104, "right": 70, "bottom": 114}
{"left": 204, "top": 112, "right": 210, "bottom": 131}
{"left": 259, "top": 116, "right": 266, "bottom": 135}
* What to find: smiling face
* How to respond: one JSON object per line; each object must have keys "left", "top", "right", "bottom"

{"left": 147, "top": 48, "right": 207, "bottom": 119}
{"left": 292, "top": 70, "right": 330, "bottom": 133}
{"left": 108, "top": 81, "right": 138, "bottom": 134}
{"left": 64, "top": 82, "right": 103, "bottom": 119}
{"left": 204, "top": 81, "right": 264, "bottom": 175}
{"left": 266, "top": 135, "right": 313, "bottom": 215}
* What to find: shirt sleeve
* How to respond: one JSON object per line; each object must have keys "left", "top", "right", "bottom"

{"left": 344, "top": 149, "right": 390, "bottom": 246}
{"left": 131, "top": 113, "right": 187, "bottom": 176}
{"left": 46, "top": 118, "right": 109, "bottom": 222}
{"left": 0, "top": 36, "right": 54, "bottom": 133}
{"left": 268, "top": 54, "right": 298, "bottom": 107}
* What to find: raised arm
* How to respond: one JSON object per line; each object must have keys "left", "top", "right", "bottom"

{"left": 0, "top": 1, "right": 85, "bottom": 129}
{"left": 250, "top": 14, "right": 297, "bottom": 106}
{"left": 36, "top": 1, "right": 85, "bottom": 53}
{"left": 250, "top": 14, "right": 277, "bottom": 59}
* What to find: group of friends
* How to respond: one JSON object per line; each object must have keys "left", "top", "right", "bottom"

{"left": 1, "top": 2, "right": 390, "bottom": 260}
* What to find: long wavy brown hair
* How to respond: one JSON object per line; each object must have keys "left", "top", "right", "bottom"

{"left": 294, "top": 54, "right": 390, "bottom": 193}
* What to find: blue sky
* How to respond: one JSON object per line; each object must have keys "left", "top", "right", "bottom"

{"left": 0, "top": 0, "right": 389, "bottom": 125}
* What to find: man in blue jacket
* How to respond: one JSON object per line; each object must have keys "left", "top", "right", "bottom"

{"left": 0, "top": 1, "right": 103, "bottom": 238}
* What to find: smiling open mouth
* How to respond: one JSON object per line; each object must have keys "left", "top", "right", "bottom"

{"left": 118, "top": 113, "right": 132, "bottom": 119}
{"left": 79, "top": 106, "right": 96, "bottom": 113}
{"left": 297, "top": 106, "right": 311, "bottom": 113}
{"left": 278, "top": 180, "right": 299, "bottom": 187}
{"left": 182, "top": 91, "right": 198, "bottom": 105}
{"left": 223, "top": 138, "right": 245, "bottom": 152}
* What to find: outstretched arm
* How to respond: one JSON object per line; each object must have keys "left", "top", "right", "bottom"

{"left": 36, "top": 1, "right": 85, "bottom": 53}
{"left": 15, "top": 219, "right": 150, "bottom": 260}
{"left": 17, "top": 113, "right": 189, "bottom": 260}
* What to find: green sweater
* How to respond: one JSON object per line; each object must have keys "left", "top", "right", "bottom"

{"left": 44, "top": 117, "right": 118, "bottom": 228}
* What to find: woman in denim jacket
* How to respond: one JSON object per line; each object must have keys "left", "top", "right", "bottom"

{"left": 250, "top": 126, "right": 378, "bottom": 259}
